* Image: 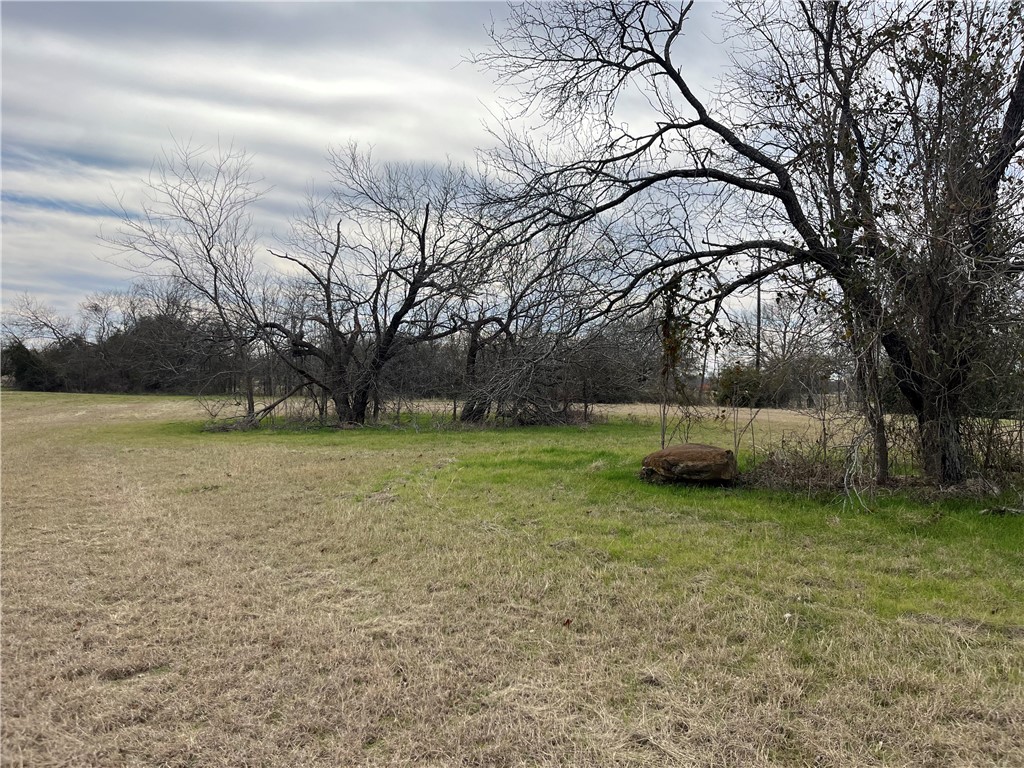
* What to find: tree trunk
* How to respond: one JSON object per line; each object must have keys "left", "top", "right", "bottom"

{"left": 919, "top": 407, "right": 967, "bottom": 485}
{"left": 332, "top": 392, "right": 354, "bottom": 424}
{"left": 460, "top": 397, "right": 490, "bottom": 423}
{"left": 871, "top": 414, "right": 890, "bottom": 485}
{"left": 852, "top": 338, "right": 889, "bottom": 484}
{"left": 244, "top": 371, "right": 256, "bottom": 418}
{"left": 880, "top": 325, "right": 970, "bottom": 485}
{"left": 314, "top": 386, "right": 327, "bottom": 422}
{"left": 351, "top": 385, "right": 371, "bottom": 425}
{"left": 892, "top": 369, "right": 967, "bottom": 485}
{"left": 460, "top": 327, "right": 490, "bottom": 423}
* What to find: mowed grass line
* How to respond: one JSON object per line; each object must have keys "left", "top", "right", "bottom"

{"left": 1, "top": 391, "right": 1022, "bottom": 767}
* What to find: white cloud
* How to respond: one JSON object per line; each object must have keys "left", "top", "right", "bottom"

{"left": 1, "top": 203, "right": 129, "bottom": 308}
{"left": 2, "top": 1, "right": 507, "bottom": 316}
{"left": 2, "top": 1, "right": 730, "bottom": 319}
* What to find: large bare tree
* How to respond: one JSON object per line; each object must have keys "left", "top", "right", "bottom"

{"left": 104, "top": 140, "right": 268, "bottom": 419}
{"left": 263, "top": 146, "right": 490, "bottom": 424}
{"left": 478, "top": 0, "right": 1024, "bottom": 483}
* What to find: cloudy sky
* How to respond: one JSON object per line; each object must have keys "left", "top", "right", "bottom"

{"left": 2, "top": 1, "right": 727, "bottom": 319}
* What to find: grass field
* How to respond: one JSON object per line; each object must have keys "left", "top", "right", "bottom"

{"left": 2, "top": 391, "right": 1022, "bottom": 767}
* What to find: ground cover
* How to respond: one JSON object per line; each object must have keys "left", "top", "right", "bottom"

{"left": 2, "top": 391, "right": 1022, "bottom": 766}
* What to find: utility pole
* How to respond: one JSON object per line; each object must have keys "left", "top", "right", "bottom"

{"left": 755, "top": 250, "right": 762, "bottom": 372}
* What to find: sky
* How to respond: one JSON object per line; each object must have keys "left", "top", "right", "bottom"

{"left": 2, "top": 1, "right": 727, "bottom": 320}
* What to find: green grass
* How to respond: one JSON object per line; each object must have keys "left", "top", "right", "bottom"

{"left": 25, "top": 391, "right": 1022, "bottom": 629}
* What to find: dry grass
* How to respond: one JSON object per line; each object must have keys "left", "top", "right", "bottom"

{"left": 2, "top": 392, "right": 1022, "bottom": 767}
{"left": 597, "top": 403, "right": 851, "bottom": 444}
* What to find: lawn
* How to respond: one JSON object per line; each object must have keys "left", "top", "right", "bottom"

{"left": 2, "top": 391, "right": 1022, "bottom": 767}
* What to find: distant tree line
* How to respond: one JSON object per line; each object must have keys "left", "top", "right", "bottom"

{"left": 3, "top": 284, "right": 237, "bottom": 396}
{"left": 2, "top": 260, "right": 673, "bottom": 425}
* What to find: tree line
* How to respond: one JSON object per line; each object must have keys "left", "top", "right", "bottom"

{"left": 4, "top": 0, "right": 1023, "bottom": 485}
{"left": 2, "top": 269, "right": 671, "bottom": 424}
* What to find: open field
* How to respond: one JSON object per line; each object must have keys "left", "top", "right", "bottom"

{"left": 2, "top": 392, "right": 1023, "bottom": 767}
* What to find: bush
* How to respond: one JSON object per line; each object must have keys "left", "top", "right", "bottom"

{"left": 715, "top": 362, "right": 819, "bottom": 409}
{"left": 0, "top": 341, "right": 63, "bottom": 391}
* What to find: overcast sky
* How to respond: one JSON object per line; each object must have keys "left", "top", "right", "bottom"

{"left": 2, "top": 1, "right": 727, "bottom": 319}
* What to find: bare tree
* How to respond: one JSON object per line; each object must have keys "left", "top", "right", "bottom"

{"left": 103, "top": 139, "right": 268, "bottom": 420}
{"left": 264, "top": 146, "right": 489, "bottom": 424}
{"left": 723, "top": 291, "right": 846, "bottom": 407}
{"left": 477, "top": 0, "right": 1024, "bottom": 483}
{"left": 3, "top": 294, "right": 80, "bottom": 348}
{"left": 450, "top": 214, "right": 637, "bottom": 424}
